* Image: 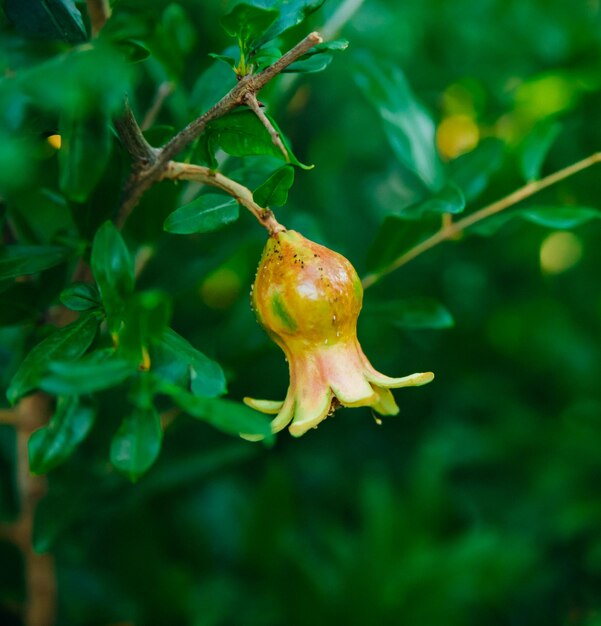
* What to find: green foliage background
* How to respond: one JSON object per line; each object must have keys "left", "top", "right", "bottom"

{"left": 1, "top": 0, "right": 601, "bottom": 624}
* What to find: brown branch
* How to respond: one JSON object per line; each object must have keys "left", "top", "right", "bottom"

{"left": 85, "top": 0, "right": 111, "bottom": 37}
{"left": 0, "top": 408, "right": 17, "bottom": 426}
{"left": 362, "top": 151, "right": 601, "bottom": 289}
{"left": 0, "top": 395, "right": 56, "bottom": 626}
{"left": 163, "top": 161, "right": 286, "bottom": 235}
{"left": 245, "top": 93, "right": 289, "bottom": 161}
{"left": 115, "top": 32, "right": 322, "bottom": 227}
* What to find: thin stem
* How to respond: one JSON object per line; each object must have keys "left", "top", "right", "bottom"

{"left": 245, "top": 93, "right": 289, "bottom": 161}
{"left": 163, "top": 162, "right": 286, "bottom": 235}
{"left": 362, "top": 151, "right": 601, "bottom": 289}
{"left": 321, "top": 0, "right": 365, "bottom": 40}
{"left": 85, "top": 0, "right": 111, "bottom": 37}
{"left": 116, "top": 32, "right": 322, "bottom": 226}
{"left": 141, "top": 81, "right": 175, "bottom": 131}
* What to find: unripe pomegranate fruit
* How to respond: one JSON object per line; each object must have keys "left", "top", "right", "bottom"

{"left": 244, "top": 230, "right": 434, "bottom": 437}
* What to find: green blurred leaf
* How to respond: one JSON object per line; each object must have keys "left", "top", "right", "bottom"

{"left": 190, "top": 57, "right": 237, "bottom": 114}
{"left": 151, "top": 328, "right": 227, "bottom": 397}
{"left": 4, "top": 0, "right": 87, "bottom": 43}
{"left": 115, "top": 39, "right": 151, "bottom": 63}
{"left": 110, "top": 404, "right": 163, "bottom": 481}
{"left": 59, "top": 110, "right": 112, "bottom": 203}
{"left": 448, "top": 138, "right": 505, "bottom": 202}
{"left": 208, "top": 52, "right": 238, "bottom": 69}
{"left": 220, "top": 4, "right": 279, "bottom": 52}
{"left": 519, "top": 119, "right": 562, "bottom": 182}
{"left": 157, "top": 381, "right": 272, "bottom": 441}
{"left": 206, "top": 109, "right": 311, "bottom": 168}
{"left": 471, "top": 206, "right": 601, "bottom": 236}
{"left": 7, "top": 312, "right": 101, "bottom": 404}
{"left": 519, "top": 206, "right": 600, "bottom": 229}
{"left": 253, "top": 165, "right": 295, "bottom": 206}
{"left": 284, "top": 54, "right": 332, "bottom": 73}
{"left": 91, "top": 221, "right": 135, "bottom": 332}
{"left": 355, "top": 54, "right": 444, "bottom": 191}
{"left": 0, "top": 245, "right": 70, "bottom": 280}
{"left": 28, "top": 396, "right": 96, "bottom": 474}
{"left": 59, "top": 283, "right": 102, "bottom": 312}
{"left": 119, "top": 291, "right": 172, "bottom": 361}
{"left": 366, "top": 297, "right": 455, "bottom": 329}
{"left": 401, "top": 183, "right": 465, "bottom": 218}
{"left": 254, "top": 0, "right": 325, "bottom": 49}
{"left": 283, "top": 39, "right": 347, "bottom": 73}
{"left": 365, "top": 216, "right": 436, "bottom": 273}
{"left": 40, "top": 351, "right": 135, "bottom": 395}
{"left": 164, "top": 194, "right": 239, "bottom": 235}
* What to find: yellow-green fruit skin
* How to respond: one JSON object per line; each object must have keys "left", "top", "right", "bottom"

{"left": 252, "top": 230, "right": 363, "bottom": 347}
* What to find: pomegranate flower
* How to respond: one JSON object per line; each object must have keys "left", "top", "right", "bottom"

{"left": 244, "top": 230, "right": 434, "bottom": 438}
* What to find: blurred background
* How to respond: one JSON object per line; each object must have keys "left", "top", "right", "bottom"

{"left": 2, "top": 0, "right": 601, "bottom": 624}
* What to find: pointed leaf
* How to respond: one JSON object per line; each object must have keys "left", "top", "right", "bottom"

{"left": 110, "top": 405, "right": 163, "bottom": 481}
{"left": 164, "top": 194, "right": 239, "bottom": 235}
{"left": 91, "top": 221, "right": 135, "bottom": 331}
{"left": 520, "top": 119, "right": 562, "bottom": 182}
{"left": 59, "top": 282, "right": 101, "bottom": 312}
{"left": 151, "top": 328, "right": 227, "bottom": 397}
{"left": 157, "top": 381, "right": 272, "bottom": 441}
{"left": 28, "top": 396, "right": 96, "bottom": 474}
{"left": 40, "top": 351, "right": 135, "bottom": 396}
{"left": 254, "top": 0, "right": 325, "bottom": 49}
{"left": 253, "top": 166, "right": 295, "bottom": 207}
{"left": 59, "top": 110, "right": 112, "bottom": 203}
{"left": 355, "top": 54, "right": 444, "bottom": 191}
{"left": 4, "top": 0, "right": 87, "bottom": 44}
{"left": 7, "top": 313, "right": 101, "bottom": 404}
{"left": 0, "top": 245, "right": 70, "bottom": 280}
{"left": 220, "top": 4, "right": 279, "bottom": 51}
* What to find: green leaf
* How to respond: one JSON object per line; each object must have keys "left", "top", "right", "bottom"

{"left": 119, "top": 291, "right": 172, "bottom": 361}
{"left": 151, "top": 328, "right": 227, "bottom": 397}
{"left": 520, "top": 119, "right": 562, "bottom": 182}
{"left": 164, "top": 194, "right": 239, "bottom": 235}
{"left": 354, "top": 54, "right": 444, "bottom": 191}
{"left": 519, "top": 206, "right": 601, "bottom": 229}
{"left": 116, "top": 39, "right": 151, "bottom": 64}
{"left": 208, "top": 52, "right": 238, "bottom": 69}
{"left": 401, "top": 183, "right": 465, "bottom": 219}
{"left": 253, "top": 166, "right": 295, "bottom": 207}
{"left": 284, "top": 54, "right": 333, "bottom": 73}
{"left": 366, "top": 297, "right": 455, "bottom": 329}
{"left": 0, "top": 246, "right": 70, "bottom": 280}
{"left": 470, "top": 206, "right": 601, "bottom": 236}
{"left": 4, "top": 0, "right": 87, "bottom": 44}
{"left": 91, "top": 221, "right": 135, "bottom": 332}
{"left": 158, "top": 381, "right": 272, "bottom": 441}
{"left": 220, "top": 4, "right": 279, "bottom": 51}
{"left": 254, "top": 0, "right": 326, "bottom": 49}
{"left": 365, "top": 216, "right": 437, "bottom": 273}
{"left": 59, "top": 110, "right": 112, "bottom": 203}
{"left": 7, "top": 313, "right": 101, "bottom": 404}
{"left": 283, "top": 39, "right": 348, "bottom": 73}
{"left": 28, "top": 396, "right": 96, "bottom": 474}
{"left": 448, "top": 138, "right": 505, "bottom": 202}
{"left": 40, "top": 351, "right": 135, "bottom": 395}
{"left": 110, "top": 405, "right": 163, "bottom": 481}
{"left": 206, "top": 109, "right": 311, "bottom": 169}
{"left": 59, "top": 283, "right": 101, "bottom": 312}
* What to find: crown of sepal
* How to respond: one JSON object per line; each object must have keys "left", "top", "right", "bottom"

{"left": 244, "top": 230, "right": 434, "bottom": 438}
